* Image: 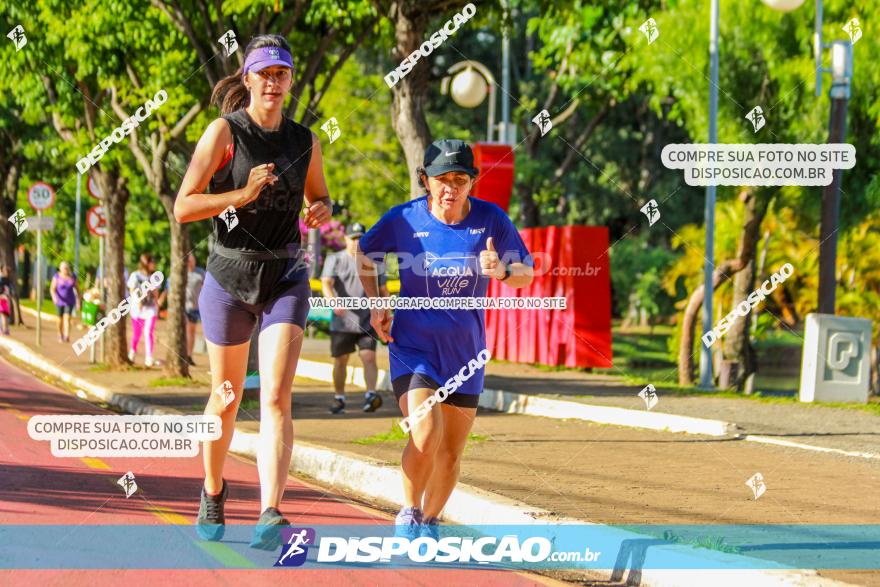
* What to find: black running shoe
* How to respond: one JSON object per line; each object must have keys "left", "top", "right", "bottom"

{"left": 329, "top": 398, "right": 345, "bottom": 414}
{"left": 196, "top": 479, "right": 228, "bottom": 541}
{"left": 249, "top": 506, "right": 291, "bottom": 550}
{"left": 362, "top": 392, "right": 383, "bottom": 413}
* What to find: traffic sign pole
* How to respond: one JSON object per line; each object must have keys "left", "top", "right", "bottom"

{"left": 36, "top": 209, "right": 42, "bottom": 347}
{"left": 98, "top": 236, "right": 104, "bottom": 363}
{"left": 75, "top": 173, "right": 82, "bottom": 278}
{"left": 27, "top": 181, "right": 56, "bottom": 348}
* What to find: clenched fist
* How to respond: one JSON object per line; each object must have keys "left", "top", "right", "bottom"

{"left": 303, "top": 198, "right": 332, "bottom": 229}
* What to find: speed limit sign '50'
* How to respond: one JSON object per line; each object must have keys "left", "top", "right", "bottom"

{"left": 28, "top": 182, "right": 56, "bottom": 211}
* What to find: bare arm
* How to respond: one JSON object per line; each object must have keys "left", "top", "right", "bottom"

{"left": 320, "top": 277, "right": 336, "bottom": 299}
{"left": 302, "top": 133, "right": 332, "bottom": 228}
{"left": 355, "top": 243, "right": 392, "bottom": 342}
{"left": 173, "top": 119, "right": 276, "bottom": 223}
{"left": 355, "top": 244, "right": 381, "bottom": 299}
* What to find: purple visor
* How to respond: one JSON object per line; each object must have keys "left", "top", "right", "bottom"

{"left": 242, "top": 46, "right": 294, "bottom": 77}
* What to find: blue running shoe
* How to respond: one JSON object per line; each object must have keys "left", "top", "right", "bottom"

{"left": 196, "top": 479, "right": 228, "bottom": 541}
{"left": 394, "top": 506, "right": 423, "bottom": 540}
{"left": 419, "top": 516, "right": 440, "bottom": 541}
{"left": 250, "top": 506, "right": 291, "bottom": 550}
{"left": 416, "top": 516, "right": 441, "bottom": 556}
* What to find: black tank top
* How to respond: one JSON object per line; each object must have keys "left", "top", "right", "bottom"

{"left": 206, "top": 108, "right": 313, "bottom": 305}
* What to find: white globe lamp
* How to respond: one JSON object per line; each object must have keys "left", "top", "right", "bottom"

{"left": 761, "top": 0, "right": 805, "bottom": 12}
{"left": 450, "top": 68, "right": 488, "bottom": 109}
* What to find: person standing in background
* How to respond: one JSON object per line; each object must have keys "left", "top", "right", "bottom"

{"left": 184, "top": 252, "right": 206, "bottom": 366}
{"left": 50, "top": 261, "right": 80, "bottom": 343}
{"left": 128, "top": 253, "right": 161, "bottom": 367}
{"left": 321, "top": 222, "right": 389, "bottom": 414}
{"left": 0, "top": 264, "right": 13, "bottom": 335}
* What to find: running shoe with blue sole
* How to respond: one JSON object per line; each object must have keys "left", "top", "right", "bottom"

{"left": 250, "top": 506, "right": 291, "bottom": 550}
{"left": 419, "top": 516, "right": 440, "bottom": 541}
{"left": 394, "top": 506, "right": 423, "bottom": 540}
{"left": 196, "top": 479, "right": 228, "bottom": 541}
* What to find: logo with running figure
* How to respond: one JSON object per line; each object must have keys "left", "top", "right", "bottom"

{"left": 7, "top": 25, "right": 26, "bottom": 51}
{"left": 275, "top": 527, "right": 316, "bottom": 567}
{"left": 9, "top": 208, "right": 28, "bottom": 235}
{"left": 218, "top": 30, "right": 238, "bottom": 56}
{"left": 117, "top": 471, "right": 137, "bottom": 498}
{"left": 746, "top": 105, "right": 766, "bottom": 133}
{"left": 532, "top": 109, "right": 552, "bottom": 137}
{"left": 639, "top": 18, "right": 659, "bottom": 44}
{"left": 842, "top": 18, "right": 862, "bottom": 45}
{"left": 220, "top": 205, "right": 239, "bottom": 231}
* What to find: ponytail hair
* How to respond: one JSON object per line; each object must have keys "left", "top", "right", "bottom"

{"left": 211, "top": 34, "right": 293, "bottom": 115}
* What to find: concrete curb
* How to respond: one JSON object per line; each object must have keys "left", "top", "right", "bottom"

{"left": 297, "top": 358, "right": 393, "bottom": 392}
{"left": 19, "top": 304, "right": 60, "bottom": 322}
{"left": 296, "top": 358, "right": 736, "bottom": 437}
{"left": 0, "top": 336, "right": 856, "bottom": 586}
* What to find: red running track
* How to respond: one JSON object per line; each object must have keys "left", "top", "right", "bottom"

{"left": 0, "top": 355, "right": 557, "bottom": 587}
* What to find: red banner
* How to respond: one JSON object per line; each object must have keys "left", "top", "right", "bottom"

{"left": 471, "top": 143, "right": 514, "bottom": 212}
{"left": 486, "top": 226, "right": 612, "bottom": 368}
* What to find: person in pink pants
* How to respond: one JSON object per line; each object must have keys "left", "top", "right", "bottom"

{"left": 127, "top": 253, "right": 161, "bottom": 367}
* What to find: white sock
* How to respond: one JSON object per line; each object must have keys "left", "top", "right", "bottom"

{"left": 335, "top": 394, "right": 345, "bottom": 401}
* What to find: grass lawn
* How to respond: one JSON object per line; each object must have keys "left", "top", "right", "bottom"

{"left": 353, "top": 419, "right": 487, "bottom": 449}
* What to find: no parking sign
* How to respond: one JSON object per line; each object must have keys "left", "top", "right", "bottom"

{"left": 87, "top": 205, "right": 107, "bottom": 237}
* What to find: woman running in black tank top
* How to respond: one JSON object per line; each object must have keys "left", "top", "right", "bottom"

{"left": 174, "top": 34, "right": 332, "bottom": 550}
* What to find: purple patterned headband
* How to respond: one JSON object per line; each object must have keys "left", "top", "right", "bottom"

{"left": 242, "top": 46, "right": 294, "bottom": 78}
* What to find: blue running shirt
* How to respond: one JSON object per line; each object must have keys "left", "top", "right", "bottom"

{"left": 359, "top": 196, "right": 533, "bottom": 395}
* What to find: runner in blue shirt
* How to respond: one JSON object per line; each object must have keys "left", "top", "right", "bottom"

{"left": 357, "top": 139, "right": 534, "bottom": 540}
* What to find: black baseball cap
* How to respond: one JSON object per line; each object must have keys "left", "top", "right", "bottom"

{"left": 423, "top": 139, "right": 479, "bottom": 178}
{"left": 346, "top": 222, "right": 365, "bottom": 237}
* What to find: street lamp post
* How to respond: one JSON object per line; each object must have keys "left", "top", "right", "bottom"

{"left": 818, "top": 40, "right": 852, "bottom": 314}
{"left": 699, "top": 0, "right": 720, "bottom": 389}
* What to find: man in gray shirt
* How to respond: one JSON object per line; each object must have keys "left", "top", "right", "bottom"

{"left": 321, "top": 222, "right": 389, "bottom": 413}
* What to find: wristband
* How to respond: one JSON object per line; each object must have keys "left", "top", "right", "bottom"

{"left": 500, "top": 263, "right": 512, "bottom": 281}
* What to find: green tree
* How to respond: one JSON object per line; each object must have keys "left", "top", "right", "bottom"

{"left": 629, "top": 0, "right": 879, "bottom": 386}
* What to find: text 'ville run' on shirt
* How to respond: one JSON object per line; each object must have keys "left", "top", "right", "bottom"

{"left": 359, "top": 196, "right": 533, "bottom": 396}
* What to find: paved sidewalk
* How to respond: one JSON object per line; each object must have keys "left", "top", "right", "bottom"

{"left": 299, "top": 338, "right": 880, "bottom": 456}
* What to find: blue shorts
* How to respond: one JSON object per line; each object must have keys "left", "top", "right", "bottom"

{"left": 198, "top": 271, "right": 310, "bottom": 346}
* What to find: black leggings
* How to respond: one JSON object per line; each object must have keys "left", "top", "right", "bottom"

{"left": 392, "top": 373, "right": 480, "bottom": 408}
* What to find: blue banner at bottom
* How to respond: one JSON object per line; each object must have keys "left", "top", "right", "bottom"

{"left": 2, "top": 524, "right": 879, "bottom": 570}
